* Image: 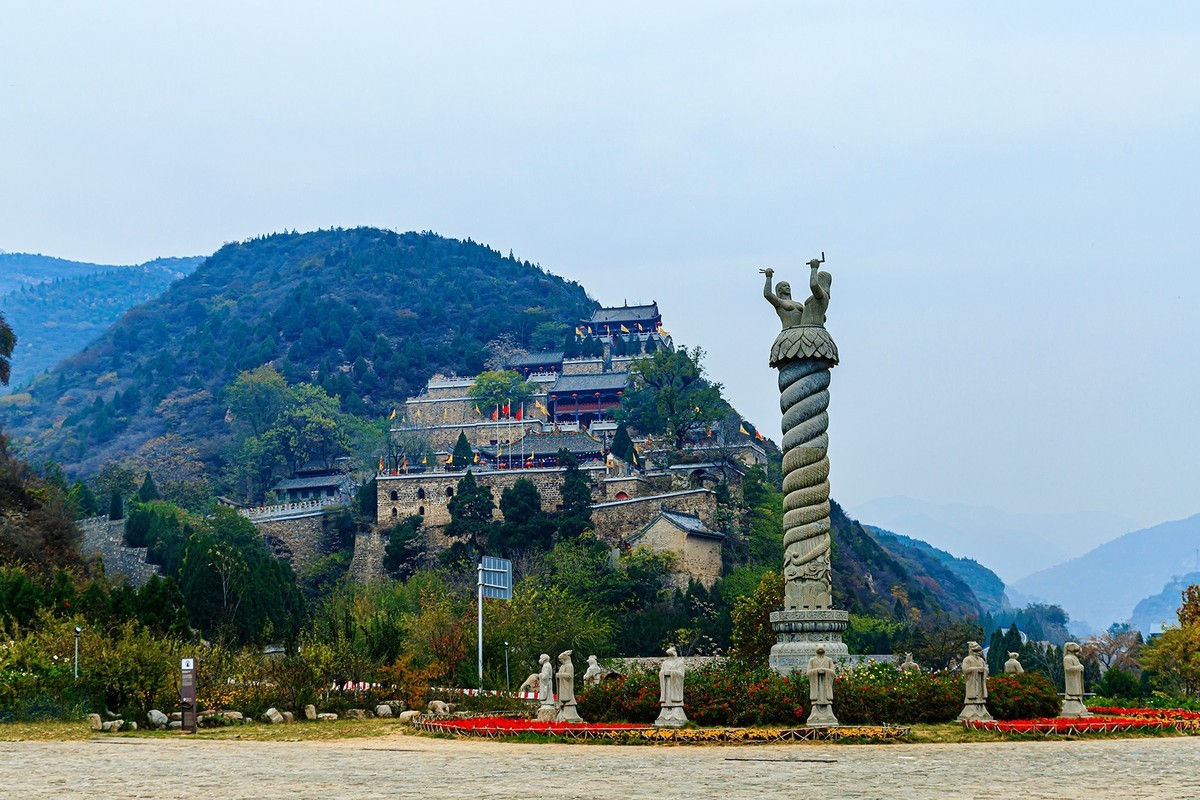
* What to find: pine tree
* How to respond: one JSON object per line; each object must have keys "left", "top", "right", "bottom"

{"left": 442, "top": 470, "right": 494, "bottom": 562}
{"left": 610, "top": 423, "right": 635, "bottom": 464}
{"left": 557, "top": 450, "right": 594, "bottom": 539}
{"left": 108, "top": 488, "right": 124, "bottom": 521}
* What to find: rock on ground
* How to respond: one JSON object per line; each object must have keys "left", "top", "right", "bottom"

{"left": 316, "top": 713, "right": 338, "bottom": 721}
{"left": 304, "top": 705, "right": 317, "bottom": 721}
{"left": 375, "top": 705, "right": 392, "bottom": 718}
{"left": 147, "top": 710, "right": 169, "bottom": 729}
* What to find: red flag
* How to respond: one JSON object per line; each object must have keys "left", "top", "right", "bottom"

{"left": 515, "top": 405, "right": 523, "bottom": 421}
{"left": 502, "top": 403, "right": 510, "bottom": 418}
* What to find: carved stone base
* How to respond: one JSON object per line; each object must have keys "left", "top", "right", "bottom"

{"left": 806, "top": 702, "right": 839, "bottom": 728}
{"left": 655, "top": 704, "right": 688, "bottom": 728}
{"left": 768, "top": 609, "right": 849, "bottom": 675}
{"left": 555, "top": 703, "right": 583, "bottom": 723}
{"left": 536, "top": 705, "right": 557, "bottom": 722}
{"left": 1059, "top": 699, "right": 1092, "bottom": 719}
{"left": 956, "top": 703, "right": 994, "bottom": 723}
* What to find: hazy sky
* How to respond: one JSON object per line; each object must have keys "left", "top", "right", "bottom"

{"left": 2, "top": 3, "right": 1197, "bottom": 534}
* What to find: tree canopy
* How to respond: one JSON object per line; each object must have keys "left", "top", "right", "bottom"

{"left": 617, "top": 346, "right": 726, "bottom": 448}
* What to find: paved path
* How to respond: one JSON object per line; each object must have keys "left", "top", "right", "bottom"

{"left": 2, "top": 733, "right": 1199, "bottom": 799}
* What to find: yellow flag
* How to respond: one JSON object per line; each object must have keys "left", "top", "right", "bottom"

{"left": 620, "top": 324, "right": 630, "bottom": 333}
{"left": 740, "top": 421, "right": 749, "bottom": 435}
{"left": 389, "top": 408, "right": 396, "bottom": 420}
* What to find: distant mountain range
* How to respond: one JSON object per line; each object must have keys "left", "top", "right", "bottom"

{"left": 1130, "top": 572, "right": 1200, "bottom": 635}
{"left": 1011, "top": 514, "right": 1200, "bottom": 633}
{"left": 849, "top": 496, "right": 1135, "bottom": 584}
{"left": 0, "top": 254, "right": 203, "bottom": 389}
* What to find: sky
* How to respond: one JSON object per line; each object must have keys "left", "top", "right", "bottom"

{"left": 2, "top": 2, "right": 1197, "bottom": 542}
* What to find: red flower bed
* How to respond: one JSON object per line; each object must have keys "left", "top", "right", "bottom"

{"left": 1090, "top": 707, "right": 1200, "bottom": 721}
{"left": 965, "top": 715, "right": 1192, "bottom": 734}
{"left": 424, "top": 716, "right": 652, "bottom": 735}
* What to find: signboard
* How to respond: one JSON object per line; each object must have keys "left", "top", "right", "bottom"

{"left": 479, "top": 556, "right": 512, "bottom": 600}
{"left": 181, "top": 657, "right": 197, "bottom": 733}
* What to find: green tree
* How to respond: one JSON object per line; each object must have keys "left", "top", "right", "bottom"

{"left": 0, "top": 310, "right": 14, "bottom": 385}
{"left": 384, "top": 515, "right": 425, "bottom": 580}
{"left": 730, "top": 570, "right": 783, "bottom": 666}
{"left": 108, "top": 489, "right": 124, "bottom": 521}
{"left": 617, "top": 347, "right": 726, "bottom": 448}
{"left": 442, "top": 471, "right": 494, "bottom": 563}
{"left": 556, "top": 450, "right": 594, "bottom": 539}
{"left": 137, "top": 471, "right": 160, "bottom": 502}
{"left": 492, "top": 479, "right": 556, "bottom": 556}
{"left": 451, "top": 432, "right": 474, "bottom": 469}
{"left": 224, "top": 364, "right": 290, "bottom": 437}
{"left": 467, "top": 370, "right": 534, "bottom": 414}
{"left": 609, "top": 423, "right": 636, "bottom": 465}
{"left": 67, "top": 480, "right": 100, "bottom": 518}
{"left": 0, "top": 432, "right": 83, "bottom": 570}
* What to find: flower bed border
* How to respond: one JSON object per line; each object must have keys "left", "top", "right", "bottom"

{"left": 964, "top": 707, "right": 1200, "bottom": 736}
{"left": 413, "top": 715, "right": 910, "bottom": 743}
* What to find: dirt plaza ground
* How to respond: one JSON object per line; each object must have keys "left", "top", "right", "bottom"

{"left": 3, "top": 732, "right": 1200, "bottom": 800}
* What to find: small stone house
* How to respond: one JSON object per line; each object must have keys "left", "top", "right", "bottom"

{"left": 626, "top": 509, "right": 724, "bottom": 589}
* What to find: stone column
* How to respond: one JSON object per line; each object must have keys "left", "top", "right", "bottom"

{"left": 767, "top": 325, "right": 848, "bottom": 674}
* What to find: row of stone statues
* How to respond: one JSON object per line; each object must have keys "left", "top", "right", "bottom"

{"left": 527, "top": 648, "right": 689, "bottom": 727}
{"left": 957, "top": 640, "right": 1092, "bottom": 722}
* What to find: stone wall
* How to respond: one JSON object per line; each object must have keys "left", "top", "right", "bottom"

{"left": 590, "top": 489, "right": 718, "bottom": 544}
{"left": 561, "top": 357, "right": 604, "bottom": 375}
{"left": 348, "top": 528, "right": 388, "bottom": 583}
{"left": 253, "top": 513, "right": 325, "bottom": 574}
{"left": 629, "top": 518, "right": 723, "bottom": 589}
{"left": 78, "top": 517, "right": 160, "bottom": 587}
{"left": 377, "top": 465, "right": 607, "bottom": 527}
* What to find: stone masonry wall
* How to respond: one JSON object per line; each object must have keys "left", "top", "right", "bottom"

{"left": 253, "top": 513, "right": 325, "bottom": 574}
{"left": 78, "top": 517, "right": 160, "bottom": 587}
{"left": 591, "top": 489, "right": 718, "bottom": 545}
{"left": 348, "top": 528, "right": 388, "bottom": 583}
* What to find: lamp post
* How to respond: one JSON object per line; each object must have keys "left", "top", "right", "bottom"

{"left": 504, "top": 641, "right": 510, "bottom": 691}
{"left": 73, "top": 626, "right": 82, "bottom": 680}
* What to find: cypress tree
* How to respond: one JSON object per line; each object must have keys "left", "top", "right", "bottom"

{"left": 137, "top": 471, "right": 160, "bottom": 502}
{"left": 610, "top": 423, "right": 635, "bottom": 464}
{"left": 452, "top": 431, "right": 474, "bottom": 468}
{"left": 108, "top": 489, "right": 124, "bottom": 521}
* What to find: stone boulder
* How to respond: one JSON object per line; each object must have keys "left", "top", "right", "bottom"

{"left": 262, "top": 708, "right": 285, "bottom": 725}
{"left": 375, "top": 704, "right": 392, "bottom": 718}
{"left": 316, "top": 713, "right": 339, "bottom": 721}
{"left": 214, "top": 710, "right": 244, "bottom": 723}
{"left": 397, "top": 710, "right": 421, "bottom": 724}
{"left": 170, "top": 712, "right": 182, "bottom": 722}
{"left": 168, "top": 721, "right": 182, "bottom": 730}
{"left": 281, "top": 711, "right": 294, "bottom": 724}
{"left": 426, "top": 700, "right": 454, "bottom": 715}
{"left": 86, "top": 714, "right": 102, "bottom": 731}
{"left": 147, "top": 709, "right": 169, "bottom": 729}
{"left": 101, "top": 719, "right": 124, "bottom": 732}
{"left": 304, "top": 704, "right": 317, "bottom": 721}
{"left": 126, "top": 721, "right": 138, "bottom": 731}
{"left": 343, "top": 708, "right": 369, "bottom": 720}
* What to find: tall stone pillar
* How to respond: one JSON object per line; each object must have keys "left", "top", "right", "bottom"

{"left": 760, "top": 258, "right": 848, "bottom": 675}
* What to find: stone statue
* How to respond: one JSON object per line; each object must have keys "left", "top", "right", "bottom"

{"left": 1004, "top": 652, "right": 1024, "bottom": 675}
{"left": 1059, "top": 642, "right": 1093, "bottom": 718}
{"left": 535, "top": 653, "right": 556, "bottom": 721}
{"left": 583, "top": 655, "right": 603, "bottom": 686}
{"left": 899, "top": 652, "right": 920, "bottom": 673}
{"left": 555, "top": 650, "right": 583, "bottom": 723}
{"left": 805, "top": 645, "right": 838, "bottom": 727}
{"left": 956, "top": 641, "right": 994, "bottom": 722}
{"left": 518, "top": 672, "right": 540, "bottom": 693}
{"left": 655, "top": 647, "right": 688, "bottom": 727}
{"left": 761, "top": 257, "right": 847, "bottom": 674}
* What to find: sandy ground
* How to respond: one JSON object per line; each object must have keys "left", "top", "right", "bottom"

{"left": 2, "top": 732, "right": 1199, "bottom": 799}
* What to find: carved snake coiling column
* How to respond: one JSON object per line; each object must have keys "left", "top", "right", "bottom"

{"left": 778, "top": 354, "right": 835, "bottom": 610}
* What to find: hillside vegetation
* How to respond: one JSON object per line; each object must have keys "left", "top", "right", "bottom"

{"left": 1, "top": 257, "right": 201, "bottom": 389}
{"left": 1, "top": 229, "right": 595, "bottom": 477}
{"left": 870, "top": 525, "right": 1009, "bottom": 615}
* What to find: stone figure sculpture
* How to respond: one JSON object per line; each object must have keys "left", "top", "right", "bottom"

{"left": 518, "top": 672, "right": 540, "bottom": 693}
{"left": 761, "top": 257, "right": 847, "bottom": 674}
{"left": 1004, "top": 652, "right": 1024, "bottom": 675}
{"left": 555, "top": 650, "right": 583, "bottom": 723}
{"left": 584, "top": 655, "right": 603, "bottom": 686}
{"left": 1059, "top": 642, "right": 1093, "bottom": 718}
{"left": 536, "top": 653, "right": 556, "bottom": 721}
{"left": 805, "top": 645, "right": 838, "bottom": 727}
{"left": 899, "top": 652, "right": 920, "bottom": 673}
{"left": 957, "top": 641, "right": 994, "bottom": 722}
{"left": 655, "top": 647, "right": 688, "bottom": 727}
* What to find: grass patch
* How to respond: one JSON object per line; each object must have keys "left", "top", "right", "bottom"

{"left": 0, "top": 718, "right": 409, "bottom": 743}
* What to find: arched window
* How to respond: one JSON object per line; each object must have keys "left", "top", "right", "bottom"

{"left": 615, "top": 491, "right": 629, "bottom": 500}
{"left": 417, "top": 487, "right": 426, "bottom": 500}
{"left": 445, "top": 486, "right": 454, "bottom": 498}
{"left": 418, "top": 506, "right": 425, "bottom": 516}
{"left": 391, "top": 507, "right": 398, "bottom": 518}
{"left": 390, "top": 490, "right": 398, "bottom": 501}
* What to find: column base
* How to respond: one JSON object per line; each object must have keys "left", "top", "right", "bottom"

{"left": 768, "top": 609, "right": 849, "bottom": 675}
{"left": 655, "top": 704, "right": 688, "bottom": 727}
{"left": 806, "top": 703, "right": 839, "bottom": 728}
{"left": 956, "top": 703, "right": 994, "bottom": 722}
{"left": 1059, "top": 699, "right": 1092, "bottom": 718}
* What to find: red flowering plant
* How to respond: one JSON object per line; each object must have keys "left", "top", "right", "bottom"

{"left": 985, "top": 673, "right": 1061, "bottom": 720}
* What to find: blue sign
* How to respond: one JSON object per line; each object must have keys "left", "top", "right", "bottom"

{"left": 479, "top": 556, "right": 512, "bottom": 600}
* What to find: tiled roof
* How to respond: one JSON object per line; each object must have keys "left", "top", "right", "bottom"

{"left": 273, "top": 474, "right": 350, "bottom": 491}
{"left": 651, "top": 509, "right": 725, "bottom": 540}
{"left": 479, "top": 431, "right": 604, "bottom": 457}
{"left": 585, "top": 303, "right": 661, "bottom": 324}
{"left": 506, "top": 351, "right": 564, "bottom": 368}
{"left": 550, "top": 372, "right": 630, "bottom": 394}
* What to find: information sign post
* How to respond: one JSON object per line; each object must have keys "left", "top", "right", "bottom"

{"left": 477, "top": 556, "right": 512, "bottom": 691}
{"left": 180, "top": 657, "right": 197, "bottom": 734}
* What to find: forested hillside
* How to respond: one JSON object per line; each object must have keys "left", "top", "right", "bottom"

{"left": 870, "top": 525, "right": 1009, "bottom": 615}
{"left": 0, "top": 252, "right": 135, "bottom": 297}
{"left": 0, "top": 229, "right": 595, "bottom": 477}
{"left": 1, "top": 257, "right": 201, "bottom": 389}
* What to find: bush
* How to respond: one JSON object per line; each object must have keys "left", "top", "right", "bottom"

{"left": 577, "top": 668, "right": 660, "bottom": 723}
{"left": 834, "top": 661, "right": 961, "bottom": 724}
{"left": 985, "top": 673, "right": 1061, "bottom": 720}
{"left": 1095, "top": 666, "right": 1141, "bottom": 700}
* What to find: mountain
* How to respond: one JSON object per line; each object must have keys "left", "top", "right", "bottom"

{"left": 0, "top": 229, "right": 595, "bottom": 476}
{"left": 849, "top": 496, "right": 1135, "bottom": 583}
{"left": 869, "top": 525, "right": 1009, "bottom": 616}
{"left": 0, "top": 252, "right": 136, "bottom": 297}
{"left": 1010, "top": 514, "right": 1200, "bottom": 632}
{"left": 1130, "top": 572, "right": 1200, "bottom": 635}
{"left": 832, "top": 503, "right": 983, "bottom": 620}
{"left": 1, "top": 257, "right": 202, "bottom": 390}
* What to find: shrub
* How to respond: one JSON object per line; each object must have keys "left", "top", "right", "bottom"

{"left": 985, "top": 672, "right": 1061, "bottom": 720}
{"left": 578, "top": 669, "right": 659, "bottom": 723}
